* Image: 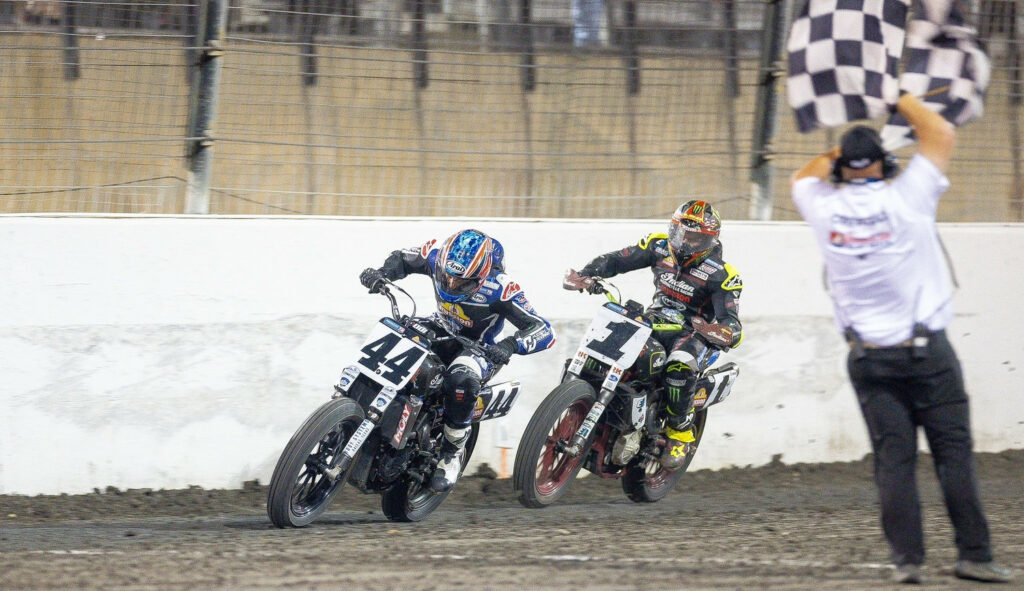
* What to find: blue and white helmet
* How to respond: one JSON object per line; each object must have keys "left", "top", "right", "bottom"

{"left": 433, "top": 229, "right": 495, "bottom": 304}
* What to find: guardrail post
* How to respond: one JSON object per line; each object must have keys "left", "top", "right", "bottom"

{"left": 185, "top": 0, "right": 228, "bottom": 215}
{"left": 748, "top": 0, "right": 790, "bottom": 221}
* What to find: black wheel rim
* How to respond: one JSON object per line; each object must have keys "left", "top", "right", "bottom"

{"left": 290, "top": 418, "right": 358, "bottom": 518}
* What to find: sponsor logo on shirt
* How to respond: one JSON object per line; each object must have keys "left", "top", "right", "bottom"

{"left": 440, "top": 302, "right": 473, "bottom": 327}
{"left": 514, "top": 293, "right": 534, "bottom": 312}
{"left": 658, "top": 273, "right": 695, "bottom": 300}
{"left": 828, "top": 211, "right": 894, "bottom": 250}
{"left": 699, "top": 262, "right": 719, "bottom": 274}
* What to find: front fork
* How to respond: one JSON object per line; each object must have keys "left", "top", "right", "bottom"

{"left": 323, "top": 384, "right": 397, "bottom": 481}
{"left": 562, "top": 358, "right": 624, "bottom": 457}
{"left": 563, "top": 387, "right": 616, "bottom": 457}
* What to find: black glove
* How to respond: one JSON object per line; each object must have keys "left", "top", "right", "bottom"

{"left": 484, "top": 337, "right": 518, "bottom": 366}
{"left": 359, "top": 267, "right": 385, "bottom": 293}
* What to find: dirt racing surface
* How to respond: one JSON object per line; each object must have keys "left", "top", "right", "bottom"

{"left": 2, "top": 450, "right": 1022, "bottom": 590}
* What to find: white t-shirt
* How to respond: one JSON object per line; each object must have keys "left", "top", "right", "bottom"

{"left": 792, "top": 154, "right": 954, "bottom": 346}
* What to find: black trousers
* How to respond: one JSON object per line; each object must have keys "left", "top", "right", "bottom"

{"left": 847, "top": 330, "right": 993, "bottom": 566}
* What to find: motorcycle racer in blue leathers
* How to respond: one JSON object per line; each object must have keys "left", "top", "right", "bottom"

{"left": 360, "top": 229, "right": 555, "bottom": 491}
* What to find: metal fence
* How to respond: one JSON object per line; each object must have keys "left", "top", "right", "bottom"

{"left": 1, "top": 0, "right": 1022, "bottom": 221}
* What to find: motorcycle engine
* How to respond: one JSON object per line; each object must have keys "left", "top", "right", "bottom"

{"left": 378, "top": 447, "right": 413, "bottom": 484}
{"left": 610, "top": 429, "right": 642, "bottom": 465}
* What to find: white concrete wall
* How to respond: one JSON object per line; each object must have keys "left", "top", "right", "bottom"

{"left": 1, "top": 215, "right": 1021, "bottom": 495}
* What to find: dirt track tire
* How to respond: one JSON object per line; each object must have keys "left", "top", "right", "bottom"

{"left": 380, "top": 425, "right": 479, "bottom": 522}
{"left": 622, "top": 409, "right": 707, "bottom": 503}
{"left": 513, "top": 379, "right": 597, "bottom": 508}
{"left": 267, "top": 397, "right": 364, "bottom": 528}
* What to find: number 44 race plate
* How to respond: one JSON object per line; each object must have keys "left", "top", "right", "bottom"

{"left": 355, "top": 320, "right": 430, "bottom": 390}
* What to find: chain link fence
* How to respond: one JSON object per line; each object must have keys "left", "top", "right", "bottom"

{"left": 1, "top": 0, "right": 1022, "bottom": 220}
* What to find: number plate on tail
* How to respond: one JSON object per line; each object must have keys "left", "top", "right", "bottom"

{"left": 473, "top": 380, "right": 521, "bottom": 422}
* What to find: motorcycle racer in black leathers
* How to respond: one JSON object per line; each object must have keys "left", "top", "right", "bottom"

{"left": 360, "top": 229, "right": 555, "bottom": 491}
{"left": 576, "top": 201, "right": 743, "bottom": 469}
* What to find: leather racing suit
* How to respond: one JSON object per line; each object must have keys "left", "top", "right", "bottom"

{"left": 376, "top": 238, "right": 556, "bottom": 429}
{"left": 579, "top": 232, "right": 743, "bottom": 431}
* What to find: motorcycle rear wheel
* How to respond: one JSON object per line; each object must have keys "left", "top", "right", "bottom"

{"left": 622, "top": 409, "right": 707, "bottom": 503}
{"left": 380, "top": 425, "right": 479, "bottom": 522}
{"left": 267, "top": 397, "right": 364, "bottom": 528}
{"left": 513, "top": 379, "right": 597, "bottom": 508}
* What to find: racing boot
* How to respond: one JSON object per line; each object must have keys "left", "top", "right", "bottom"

{"left": 430, "top": 424, "right": 470, "bottom": 493}
{"left": 661, "top": 419, "right": 696, "bottom": 470}
{"left": 661, "top": 361, "right": 697, "bottom": 470}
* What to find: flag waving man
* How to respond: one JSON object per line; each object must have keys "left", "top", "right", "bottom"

{"left": 786, "top": 1, "right": 1012, "bottom": 585}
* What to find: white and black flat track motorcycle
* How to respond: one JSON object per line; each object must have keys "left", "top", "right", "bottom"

{"left": 513, "top": 271, "right": 740, "bottom": 507}
{"left": 267, "top": 279, "right": 522, "bottom": 526}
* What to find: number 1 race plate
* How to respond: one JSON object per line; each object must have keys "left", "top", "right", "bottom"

{"left": 579, "top": 303, "right": 652, "bottom": 367}
{"left": 355, "top": 319, "right": 430, "bottom": 390}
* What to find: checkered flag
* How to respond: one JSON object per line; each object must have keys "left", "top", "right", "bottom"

{"left": 880, "top": 0, "right": 991, "bottom": 150}
{"left": 786, "top": 0, "right": 911, "bottom": 133}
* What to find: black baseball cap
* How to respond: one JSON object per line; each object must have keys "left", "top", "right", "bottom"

{"left": 838, "top": 125, "right": 886, "bottom": 170}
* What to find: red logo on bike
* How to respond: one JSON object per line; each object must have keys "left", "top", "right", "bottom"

{"left": 392, "top": 404, "right": 412, "bottom": 446}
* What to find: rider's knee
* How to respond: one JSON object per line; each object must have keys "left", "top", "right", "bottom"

{"left": 665, "top": 351, "right": 695, "bottom": 381}
{"left": 444, "top": 362, "right": 482, "bottom": 403}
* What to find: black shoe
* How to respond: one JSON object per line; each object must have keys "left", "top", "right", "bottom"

{"left": 954, "top": 560, "right": 1014, "bottom": 583}
{"left": 893, "top": 564, "right": 921, "bottom": 584}
{"left": 429, "top": 448, "right": 464, "bottom": 493}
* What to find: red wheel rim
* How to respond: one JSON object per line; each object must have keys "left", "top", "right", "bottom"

{"left": 534, "top": 399, "right": 590, "bottom": 496}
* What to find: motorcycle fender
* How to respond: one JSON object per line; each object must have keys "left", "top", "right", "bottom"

{"left": 472, "top": 380, "right": 521, "bottom": 422}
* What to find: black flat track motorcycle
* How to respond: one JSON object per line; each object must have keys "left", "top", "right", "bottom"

{"left": 513, "top": 271, "right": 740, "bottom": 507}
{"left": 267, "top": 280, "right": 522, "bottom": 526}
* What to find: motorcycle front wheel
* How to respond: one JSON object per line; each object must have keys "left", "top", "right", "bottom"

{"left": 267, "top": 397, "right": 364, "bottom": 528}
{"left": 513, "top": 379, "right": 597, "bottom": 508}
{"left": 380, "top": 425, "right": 479, "bottom": 522}
{"left": 622, "top": 409, "right": 707, "bottom": 503}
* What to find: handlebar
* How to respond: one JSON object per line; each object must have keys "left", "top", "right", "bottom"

{"left": 374, "top": 278, "right": 505, "bottom": 365}
{"left": 563, "top": 268, "right": 622, "bottom": 304}
{"left": 563, "top": 268, "right": 733, "bottom": 346}
{"left": 373, "top": 278, "right": 417, "bottom": 322}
